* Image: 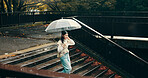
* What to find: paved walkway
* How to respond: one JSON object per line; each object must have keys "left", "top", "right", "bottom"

{"left": 0, "top": 24, "right": 60, "bottom": 56}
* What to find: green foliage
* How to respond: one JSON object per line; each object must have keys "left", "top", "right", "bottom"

{"left": 61, "top": 0, "right": 72, "bottom": 3}
{"left": 115, "top": 0, "right": 148, "bottom": 11}
{"left": 1, "top": 0, "right": 148, "bottom": 13}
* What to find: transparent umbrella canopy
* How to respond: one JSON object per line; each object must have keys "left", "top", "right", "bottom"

{"left": 45, "top": 19, "right": 82, "bottom": 33}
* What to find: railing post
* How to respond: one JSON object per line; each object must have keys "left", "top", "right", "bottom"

{"left": 33, "top": 12, "right": 35, "bottom": 24}
{"left": 18, "top": 13, "right": 20, "bottom": 26}
{"left": 0, "top": 13, "right": 3, "bottom": 27}
{"left": 111, "top": 21, "right": 114, "bottom": 39}
{"left": 46, "top": 11, "right": 48, "bottom": 23}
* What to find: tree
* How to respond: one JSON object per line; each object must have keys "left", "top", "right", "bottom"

{"left": 1, "top": 0, "right": 148, "bottom": 13}
{"left": 3, "top": 0, "right": 12, "bottom": 12}
{"left": 1, "top": 0, "right": 52, "bottom": 13}
{"left": 0, "top": 0, "right": 5, "bottom": 12}
{"left": 1, "top": 0, "right": 27, "bottom": 13}
{"left": 59, "top": 0, "right": 116, "bottom": 11}
{"left": 115, "top": 0, "right": 148, "bottom": 11}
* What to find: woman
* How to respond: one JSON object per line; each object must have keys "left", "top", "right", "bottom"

{"left": 57, "top": 31, "right": 75, "bottom": 74}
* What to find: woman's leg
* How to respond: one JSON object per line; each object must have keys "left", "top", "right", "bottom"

{"left": 67, "top": 53, "right": 71, "bottom": 63}
{"left": 66, "top": 53, "right": 72, "bottom": 71}
{"left": 60, "top": 53, "right": 72, "bottom": 74}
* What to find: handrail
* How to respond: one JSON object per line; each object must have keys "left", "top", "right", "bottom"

{"left": 1, "top": 11, "right": 148, "bottom": 15}
{"left": 72, "top": 17, "right": 148, "bottom": 65}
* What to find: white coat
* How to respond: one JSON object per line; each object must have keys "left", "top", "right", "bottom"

{"left": 57, "top": 39, "right": 75, "bottom": 58}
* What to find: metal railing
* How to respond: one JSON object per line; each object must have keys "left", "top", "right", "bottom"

{"left": 1, "top": 11, "right": 148, "bottom": 38}
{"left": 76, "top": 16, "right": 148, "bottom": 38}
{"left": 1, "top": 11, "right": 148, "bottom": 26}
{"left": 0, "top": 11, "right": 75, "bottom": 27}
{"left": 68, "top": 17, "right": 148, "bottom": 78}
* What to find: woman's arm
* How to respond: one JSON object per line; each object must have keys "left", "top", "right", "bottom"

{"left": 67, "top": 38, "right": 75, "bottom": 45}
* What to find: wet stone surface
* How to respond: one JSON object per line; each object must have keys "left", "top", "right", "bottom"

{"left": 0, "top": 25, "right": 59, "bottom": 55}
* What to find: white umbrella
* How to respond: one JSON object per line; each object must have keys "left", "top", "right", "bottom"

{"left": 45, "top": 19, "right": 81, "bottom": 33}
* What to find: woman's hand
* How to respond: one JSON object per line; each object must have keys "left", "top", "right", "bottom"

{"left": 62, "top": 43, "right": 67, "bottom": 48}
{"left": 64, "top": 34, "right": 70, "bottom": 40}
{"left": 66, "top": 36, "right": 70, "bottom": 40}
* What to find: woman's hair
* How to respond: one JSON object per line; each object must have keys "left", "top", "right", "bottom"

{"left": 61, "top": 31, "right": 68, "bottom": 43}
